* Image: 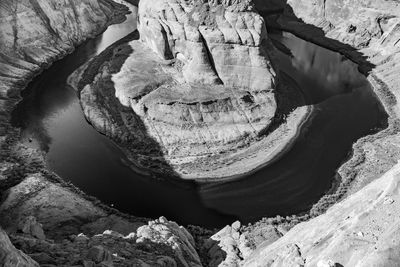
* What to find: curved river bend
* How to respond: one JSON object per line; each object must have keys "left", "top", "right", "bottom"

{"left": 12, "top": 3, "right": 388, "bottom": 228}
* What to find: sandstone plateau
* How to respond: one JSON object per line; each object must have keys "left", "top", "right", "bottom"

{"left": 1, "top": 0, "right": 400, "bottom": 266}
{"left": 72, "top": 0, "right": 310, "bottom": 179}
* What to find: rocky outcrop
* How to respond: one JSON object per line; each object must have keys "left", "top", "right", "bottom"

{"left": 0, "top": 226, "right": 39, "bottom": 267}
{"left": 75, "top": 0, "right": 310, "bottom": 180}
{"left": 0, "top": 174, "right": 204, "bottom": 266}
{"left": 244, "top": 162, "right": 400, "bottom": 266}
{"left": 5, "top": 215, "right": 202, "bottom": 266}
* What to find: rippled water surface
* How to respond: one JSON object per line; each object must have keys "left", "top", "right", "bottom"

{"left": 12, "top": 5, "right": 387, "bottom": 228}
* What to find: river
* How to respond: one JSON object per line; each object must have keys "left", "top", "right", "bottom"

{"left": 11, "top": 2, "right": 388, "bottom": 228}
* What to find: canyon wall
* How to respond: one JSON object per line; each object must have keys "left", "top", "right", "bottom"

{"left": 236, "top": 0, "right": 400, "bottom": 266}
{"left": 0, "top": 0, "right": 128, "bottom": 122}
{"left": 0, "top": 1, "right": 204, "bottom": 266}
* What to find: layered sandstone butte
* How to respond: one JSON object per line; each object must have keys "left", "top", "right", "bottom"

{"left": 76, "top": 0, "right": 310, "bottom": 179}
{"left": 138, "top": 0, "right": 275, "bottom": 90}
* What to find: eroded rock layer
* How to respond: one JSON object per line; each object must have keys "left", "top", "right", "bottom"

{"left": 75, "top": 0, "right": 310, "bottom": 179}
{"left": 138, "top": 0, "right": 275, "bottom": 90}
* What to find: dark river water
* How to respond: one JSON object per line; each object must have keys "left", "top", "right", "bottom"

{"left": 11, "top": 3, "right": 388, "bottom": 228}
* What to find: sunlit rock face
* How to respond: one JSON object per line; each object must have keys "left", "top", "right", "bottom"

{"left": 138, "top": 0, "right": 275, "bottom": 90}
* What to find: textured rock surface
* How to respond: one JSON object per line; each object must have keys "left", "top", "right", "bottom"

{"left": 138, "top": 0, "right": 275, "bottom": 90}
{"left": 75, "top": 0, "right": 310, "bottom": 179}
{"left": 6, "top": 216, "right": 202, "bottom": 266}
{"left": 0, "top": 226, "right": 39, "bottom": 267}
{"left": 0, "top": 175, "right": 145, "bottom": 239}
{"left": 244, "top": 162, "right": 400, "bottom": 266}
{"left": 0, "top": 0, "right": 127, "bottom": 104}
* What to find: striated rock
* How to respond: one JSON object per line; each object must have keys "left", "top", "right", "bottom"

{"left": 0, "top": 226, "right": 39, "bottom": 266}
{"left": 138, "top": 0, "right": 275, "bottom": 90}
{"left": 19, "top": 216, "right": 45, "bottom": 240}
{"left": 0, "top": 0, "right": 128, "bottom": 110}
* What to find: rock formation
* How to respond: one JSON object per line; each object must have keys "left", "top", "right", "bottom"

{"left": 74, "top": 0, "right": 310, "bottom": 179}
{"left": 0, "top": 226, "right": 39, "bottom": 267}
{"left": 4, "top": 213, "right": 202, "bottom": 266}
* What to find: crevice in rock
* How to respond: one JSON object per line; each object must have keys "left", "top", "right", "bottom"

{"left": 198, "top": 30, "right": 224, "bottom": 85}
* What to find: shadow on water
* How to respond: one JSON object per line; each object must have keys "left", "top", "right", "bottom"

{"left": 10, "top": 1, "right": 388, "bottom": 228}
